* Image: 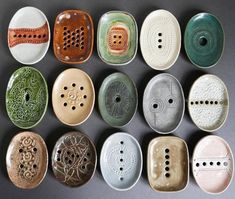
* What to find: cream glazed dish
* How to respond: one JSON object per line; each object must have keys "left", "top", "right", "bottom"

{"left": 188, "top": 74, "right": 229, "bottom": 132}
{"left": 192, "top": 135, "right": 234, "bottom": 194}
{"left": 8, "top": 6, "right": 50, "bottom": 64}
{"left": 100, "top": 132, "right": 142, "bottom": 191}
{"left": 140, "top": 10, "right": 181, "bottom": 70}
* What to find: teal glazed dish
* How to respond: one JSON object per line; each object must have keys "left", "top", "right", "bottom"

{"left": 98, "top": 72, "right": 138, "bottom": 127}
{"left": 97, "top": 11, "right": 138, "bottom": 65}
{"left": 6, "top": 67, "right": 48, "bottom": 129}
{"left": 184, "top": 13, "right": 224, "bottom": 68}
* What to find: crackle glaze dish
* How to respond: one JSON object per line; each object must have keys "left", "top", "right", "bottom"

{"left": 192, "top": 135, "right": 234, "bottom": 194}
{"left": 188, "top": 74, "right": 229, "bottom": 132}
{"left": 6, "top": 67, "right": 48, "bottom": 129}
{"left": 184, "top": 13, "right": 224, "bottom": 68}
{"left": 52, "top": 131, "right": 97, "bottom": 187}
{"left": 143, "top": 73, "right": 185, "bottom": 134}
{"left": 148, "top": 136, "right": 189, "bottom": 192}
{"left": 97, "top": 11, "right": 138, "bottom": 65}
{"left": 140, "top": 10, "right": 181, "bottom": 70}
{"left": 100, "top": 132, "right": 142, "bottom": 191}
{"left": 52, "top": 68, "right": 95, "bottom": 126}
{"left": 6, "top": 131, "right": 48, "bottom": 189}
{"left": 53, "top": 10, "right": 94, "bottom": 64}
{"left": 98, "top": 72, "right": 138, "bottom": 127}
{"left": 8, "top": 6, "right": 50, "bottom": 64}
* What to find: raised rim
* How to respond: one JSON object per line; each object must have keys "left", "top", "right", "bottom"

{"left": 100, "top": 132, "right": 143, "bottom": 191}
{"left": 140, "top": 9, "right": 181, "bottom": 70}
{"left": 188, "top": 74, "right": 229, "bottom": 132}
{"left": 53, "top": 9, "right": 94, "bottom": 64}
{"left": 184, "top": 12, "right": 225, "bottom": 68}
{"left": 8, "top": 6, "right": 50, "bottom": 65}
{"left": 143, "top": 73, "right": 185, "bottom": 134}
{"left": 192, "top": 135, "right": 234, "bottom": 194}
{"left": 98, "top": 72, "right": 138, "bottom": 127}
{"left": 52, "top": 68, "right": 95, "bottom": 126}
{"left": 97, "top": 10, "right": 138, "bottom": 66}
{"left": 5, "top": 66, "right": 48, "bottom": 129}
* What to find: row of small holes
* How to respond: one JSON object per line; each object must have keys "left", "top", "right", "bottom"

{"left": 13, "top": 34, "right": 46, "bottom": 38}
{"left": 120, "top": 141, "right": 124, "bottom": 181}
{"left": 158, "top": 33, "right": 162, "bottom": 49}
{"left": 196, "top": 161, "right": 228, "bottom": 167}
{"left": 164, "top": 148, "right": 170, "bottom": 178}
{"left": 191, "top": 100, "right": 219, "bottom": 105}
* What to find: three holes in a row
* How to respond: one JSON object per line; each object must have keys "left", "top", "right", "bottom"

{"left": 191, "top": 100, "right": 219, "bottom": 105}
{"left": 158, "top": 33, "right": 162, "bottom": 49}
{"left": 13, "top": 34, "right": 46, "bottom": 39}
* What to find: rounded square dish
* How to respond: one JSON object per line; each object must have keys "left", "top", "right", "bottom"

{"left": 147, "top": 136, "right": 189, "bottom": 192}
{"left": 97, "top": 11, "right": 138, "bottom": 65}
{"left": 53, "top": 10, "right": 94, "bottom": 64}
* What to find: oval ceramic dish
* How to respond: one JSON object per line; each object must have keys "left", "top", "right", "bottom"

{"left": 52, "top": 131, "right": 97, "bottom": 187}
{"left": 147, "top": 136, "right": 189, "bottom": 192}
{"left": 98, "top": 72, "right": 138, "bottom": 127}
{"left": 140, "top": 10, "right": 181, "bottom": 70}
{"left": 6, "top": 67, "right": 48, "bottom": 129}
{"left": 188, "top": 74, "right": 229, "bottom": 132}
{"left": 143, "top": 73, "right": 185, "bottom": 134}
{"left": 8, "top": 6, "right": 50, "bottom": 64}
{"left": 52, "top": 68, "right": 95, "bottom": 126}
{"left": 53, "top": 10, "right": 94, "bottom": 64}
{"left": 100, "top": 132, "right": 142, "bottom": 191}
{"left": 6, "top": 131, "right": 48, "bottom": 189}
{"left": 192, "top": 135, "right": 234, "bottom": 194}
{"left": 97, "top": 11, "right": 138, "bottom": 65}
{"left": 184, "top": 13, "right": 224, "bottom": 68}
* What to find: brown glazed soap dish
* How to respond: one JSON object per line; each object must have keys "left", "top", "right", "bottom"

{"left": 6, "top": 131, "right": 48, "bottom": 189}
{"left": 53, "top": 10, "right": 94, "bottom": 64}
{"left": 51, "top": 131, "right": 97, "bottom": 187}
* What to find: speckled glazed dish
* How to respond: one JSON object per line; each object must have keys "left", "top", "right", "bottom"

{"left": 53, "top": 10, "right": 93, "bottom": 64}
{"left": 148, "top": 136, "right": 189, "bottom": 192}
{"left": 52, "top": 131, "right": 97, "bottom": 187}
{"left": 52, "top": 68, "right": 95, "bottom": 126}
{"left": 192, "top": 135, "right": 233, "bottom": 194}
{"left": 143, "top": 73, "right": 185, "bottom": 134}
{"left": 100, "top": 132, "right": 142, "bottom": 191}
{"left": 184, "top": 13, "right": 224, "bottom": 68}
{"left": 98, "top": 72, "right": 138, "bottom": 127}
{"left": 140, "top": 10, "right": 181, "bottom": 70}
{"left": 97, "top": 11, "right": 138, "bottom": 65}
{"left": 188, "top": 74, "right": 229, "bottom": 132}
{"left": 6, "top": 67, "right": 48, "bottom": 129}
{"left": 6, "top": 131, "right": 48, "bottom": 189}
{"left": 8, "top": 6, "right": 50, "bottom": 64}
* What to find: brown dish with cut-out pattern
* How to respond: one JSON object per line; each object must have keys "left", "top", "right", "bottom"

{"left": 53, "top": 10, "right": 94, "bottom": 64}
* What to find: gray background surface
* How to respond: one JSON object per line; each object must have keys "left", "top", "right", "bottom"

{"left": 0, "top": 0, "right": 234, "bottom": 198}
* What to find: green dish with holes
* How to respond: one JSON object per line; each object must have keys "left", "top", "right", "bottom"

{"left": 6, "top": 66, "right": 48, "bottom": 129}
{"left": 184, "top": 13, "right": 224, "bottom": 68}
{"left": 98, "top": 72, "right": 138, "bottom": 127}
{"left": 97, "top": 11, "right": 138, "bottom": 65}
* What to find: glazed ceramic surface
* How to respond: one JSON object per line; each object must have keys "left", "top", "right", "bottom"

{"left": 52, "top": 68, "right": 95, "bottom": 126}
{"left": 8, "top": 6, "right": 50, "bottom": 64}
{"left": 100, "top": 133, "right": 142, "bottom": 191}
{"left": 53, "top": 10, "right": 93, "bottom": 64}
{"left": 6, "top": 67, "right": 48, "bottom": 129}
{"left": 147, "top": 136, "right": 189, "bottom": 192}
{"left": 98, "top": 72, "right": 137, "bottom": 127}
{"left": 140, "top": 10, "right": 181, "bottom": 70}
{"left": 143, "top": 73, "right": 184, "bottom": 134}
{"left": 184, "top": 13, "right": 224, "bottom": 68}
{"left": 52, "top": 132, "right": 97, "bottom": 187}
{"left": 188, "top": 74, "right": 229, "bottom": 132}
{"left": 6, "top": 131, "right": 48, "bottom": 189}
{"left": 97, "top": 11, "right": 138, "bottom": 65}
{"left": 192, "top": 135, "right": 233, "bottom": 194}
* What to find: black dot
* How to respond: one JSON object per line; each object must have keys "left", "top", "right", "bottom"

{"left": 18, "top": 34, "right": 22, "bottom": 38}
{"left": 195, "top": 101, "right": 199, "bottom": 105}
{"left": 80, "top": 86, "right": 84, "bottom": 90}
{"left": 33, "top": 148, "right": 37, "bottom": 152}
{"left": 80, "top": 103, "right": 84, "bottom": 107}
{"left": 165, "top": 161, "right": 169, "bottom": 165}
{"left": 23, "top": 34, "right": 26, "bottom": 38}
{"left": 64, "top": 103, "right": 67, "bottom": 107}
{"left": 158, "top": 45, "right": 162, "bottom": 49}
{"left": 217, "top": 162, "right": 221, "bottom": 166}
{"left": 210, "top": 162, "right": 213, "bottom": 166}
{"left": 76, "top": 154, "right": 79, "bottom": 158}
{"left": 84, "top": 158, "right": 87, "bottom": 162}
{"left": 215, "top": 101, "right": 218, "bottom": 104}
{"left": 82, "top": 165, "right": 85, "bottom": 169}
{"left": 165, "top": 167, "right": 169, "bottom": 171}
{"left": 120, "top": 159, "right": 123, "bottom": 162}
{"left": 165, "top": 149, "right": 169, "bottom": 153}
{"left": 87, "top": 153, "right": 90, "bottom": 156}
{"left": 13, "top": 35, "right": 16, "bottom": 37}
{"left": 200, "top": 101, "right": 203, "bottom": 104}
{"left": 120, "top": 167, "right": 123, "bottom": 171}
{"left": 61, "top": 94, "right": 64, "bottom": 98}
{"left": 71, "top": 154, "right": 75, "bottom": 158}
{"left": 168, "top": 99, "right": 173, "bottom": 104}
{"left": 38, "top": 35, "right": 41, "bottom": 38}
{"left": 33, "top": 164, "right": 37, "bottom": 168}
{"left": 191, "top": 102, "right": 194, "bottom": 105}
{"left": 20, "top": 164, "right": 24, "bottom": 168}
{"left": 165, "top": 173, "right": 170, "bottom": 178}
{"left": 19, "top": 149, "right": 23, "bottom": 153}
{"left": 57, "top": 150, "right": 61, "bottom": 154}
{"left": 205, "top": 101, "right": 209, "bottom": 104}
{"left": 120, "top": 150, "right": 123, "bottom": 154}
{"left": 28, "top": 35, "right": 32, "bottom": 38}
{"left": 210, "top": 101, "right": 213, "bottom": 104}
{"left": 64, "top": 27, "right": 67, "bottom": 30}
{"left": 120, "top": 177, "right": 123, "bottom": 181}
{"left": 203, "top": 162, "right": 206, "bottom": 166}
{"left": 120, "top": 141, "right": 124, "bottom": 144}
{"left": 83, "top": 95, "right": 87, "bottom": 99}
{"left": 64, "top": 86, "right": 67, "bottom": 90}
{"left": 81, "top": 27, "right": 84, "bottom": 31}
{"left": 68, "top": 160, "right": 72, "bottom": 164}
{"left": 165, "top": 155, "right": 169, "bottom": 159}
{"left": 196, "top": 163, "right": 200, "bottom": 167}
{"left": 57, "top": 158, "right": 60, "bottom": 161}
{"left": 158, "top": 39, "right": 162, "bottom": 42}
{"left": 72, "top": 106, "right": 76, "bottom": 110}
{"left": 158, "top": 33, "right": 162, "bottom": 36}
{"left": 153, "top": 104, "right": 158, "bottom": 109}
{"left": 33, "top": 35, "right": 36, "bottom": 38}
{"left": 199, "top": 37, "right": 207, "bottom": 46}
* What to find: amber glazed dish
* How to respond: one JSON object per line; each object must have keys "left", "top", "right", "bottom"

{"left": 6, "top": 131, "right": 48, "bottom": 189}
{"left": 53, "top": 10, "right": 94, "bottom": 64}
{"left": 147, "top": 136, "right": 189, "bottom": 192}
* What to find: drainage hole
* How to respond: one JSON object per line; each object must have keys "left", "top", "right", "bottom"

{"left": 224, "top": 162, "right": 228, "bottom": 166}
{"left": 210, "top": 162, "right": 213, "bottom": 166}
{"left": 199, "top": 37, "right": 207, "bottom": 46}
{"left": 72, "top": 106, "right": 76, "bottom": 110}
{"left": 210, "top": 101, "right": 213, "bottom": 105}
{"left": 64, "top": 27, "right": 67, "bottom": 30}
{"left": 158, "top": 45, "right": 162, "bottom": 49}
{"left": 215, "top": 101, "right": 218, "bottom": 104}
{"left": 84, "top": 158, "right": 87, "bottom": 162}
{"left": 217, "top": 162, "right": 221, "bottom": 166}
{"left": 120, "top": 158, "right": 123, "bottom": 162}
{"left": 57, "top": 158, "right": 60, "bottom": 161}
{"left": 120, "top": 141, "right": 124, "bottom": 145}
{"left": 200, "top": 101, "right": 203, "bottom": 104}
{"left": 23, "top": 34, "right": 26, "bottom": 38}
{"left": 165, "top": 173, "right": 170, "bottom": 178}
{"left": 33, "top": 164, "right": 37, "bottom": 168}
{"left": 191, "top": 102, "right": 194, "bottom": 105}
{"left": 165, "top": 161, "right": 169, "bottom": 165}
{"left": 120, "top": 150, "right": 123, "bottom": 154}
{"left": 120, "top": 167, "right": 123, "bottom": 171}
{"left": 72, "top": 83, "right": 76, "bottom": 87}
{"left": 196, "top": 163, "right": 200, "bottom": 167}
{"left": 25, "top": 93, "right": 30, "bottom": 102}
{"left": 19, "top": 149, "right": 23, "bottom": 153}
{"left": 158, "top": 39, "right": 162, "bottom": 42}
{"left": 205, "top": 100, "right": 209, "bottom": 105}
{"left": 203, "top": 162, "right": 206, "bottom": 166}
{"left": 83, "top": 95, "right": 87, "bottom": 99}
{"left": 57, "top": 150, "right": 61, "bottom": 154}
{"left": 195, "top": 101, "right": 198, "bottom": 105}
{"left": 64, "top": 86, "right": 68, "bottom": 90}
{"left": 64, "top": 103, "right": 67, "bottom": 107}
{"left": 33, "top": 148, "right": 37, "bottom": 152}
{"left": 153, "top": 104, "right": 158, "bottom": 109}
{"left": 120, "top": 177, "right": 124, "bottom": 181}
{"left": 165, "top": 148, "right": 169, "bottom": 153}
{"left": 61, "top": 94, "right": 64, "bottom": 98}
{"left": 165, "top": 155, "right": 169, "bottom": 159}
{"left": 20, "top": 164, "right": 24, "bottom": 169}
{"left": 80, "top": 86, "right": 84, "bottom": 90}
{"left": 38, "top": 35, "right": 41, "bottom": 38}
{"left": 82, "top": 165, "right": 85, "bottom": 169}
{"left": 80, "top": 103, "right": 84, "bottom": 107}
{"left": 168, "top": 99, "right": 173, "bottom": 104}
{"left": 68, "top": 160, "right": 72, "bottom": 164}
{"left": 115, "top": 96, "right": 121, "bottom": 103}
{"left": 158, "top": 33, "right": 162, "bottom": 36}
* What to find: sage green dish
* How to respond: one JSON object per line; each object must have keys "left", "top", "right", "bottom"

{"left": 98, "top": 72, "right": 138, "bottom": 127}
{"left": 97, "top": 11, "right": 138, "bottom": 65}
{"left": 184, "top": 13, "right": 224, "bottom": 68}
{"left": 6, "top": 67, "right": 48, "bottom": 129}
